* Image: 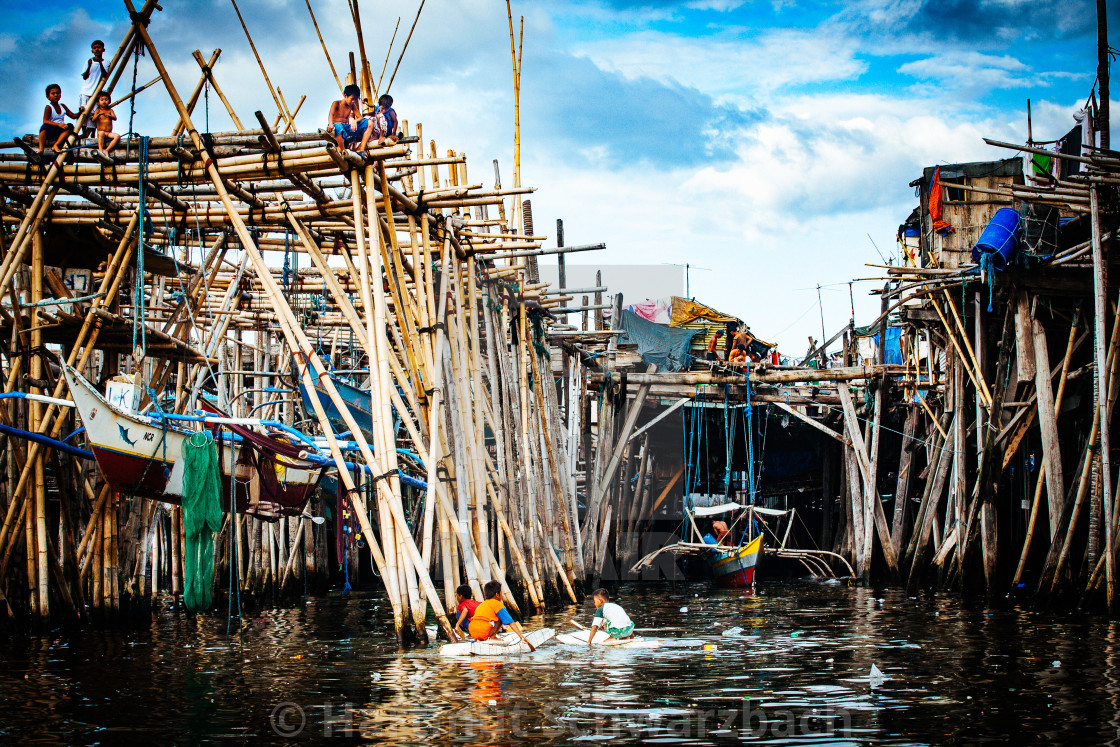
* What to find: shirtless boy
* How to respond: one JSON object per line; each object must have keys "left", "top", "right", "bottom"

{"left": 327, "top": 84, "right": 368, "bottom": 151}
{"left": 91, "top": 92, "right": 120, "bottom": 156}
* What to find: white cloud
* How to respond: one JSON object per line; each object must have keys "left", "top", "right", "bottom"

{"left": 573, "top": 27, "right": 866, "bottom": 98}
{"left": 0, "top": 0, "right": 1093, "bottom": 353}
{"left": 898, "top": 52, "right": 1032, "bottom": 90}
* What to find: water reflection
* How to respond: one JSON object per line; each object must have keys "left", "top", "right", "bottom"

{"left": 2, "top": 582, "right": 1120, "bottom": 744}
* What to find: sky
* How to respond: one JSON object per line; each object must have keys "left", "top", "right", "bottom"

{"left": 0, "top": 0, "right": 1109, "bottom": 354}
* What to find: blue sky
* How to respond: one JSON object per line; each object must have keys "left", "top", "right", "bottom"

{"left": 0, "top": 0, "right": 1108, "bottom": 354}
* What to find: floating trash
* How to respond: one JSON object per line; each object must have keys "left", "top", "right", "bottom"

{"left": 680, "top": 606, "right": 689, "bottom": 613}
{"left": 1052, "top": 660, "right": 1061, "bottom": 668}
{"left": 722, "top": 626, "right": 744, "bottom": 637}
{"left": 870, "top": 664, "right": 886, "bottom": 689}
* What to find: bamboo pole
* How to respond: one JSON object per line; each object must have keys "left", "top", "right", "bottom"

{"left": 305, "top": 0, "right": 344, "bottom": 94}
{"left": 228, "top": 0, "right": 293, "bottom": 131}
{"left": 125, "top": 0, "right": 455, "bottom": 640}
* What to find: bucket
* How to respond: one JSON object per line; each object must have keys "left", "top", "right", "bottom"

{"left": 971, "top": 207, "right": 1022, "bottom": 270}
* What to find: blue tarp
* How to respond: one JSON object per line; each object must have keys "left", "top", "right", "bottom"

{"left": 872, "top": 327, "right": 904, "bottom": 366}
{"left": 618, "top": 309, "right": 699, "bottom": 372}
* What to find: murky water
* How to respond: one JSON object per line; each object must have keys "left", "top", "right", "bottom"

{"left": 2, "top": 580, "right": 1119, "bottom": 745}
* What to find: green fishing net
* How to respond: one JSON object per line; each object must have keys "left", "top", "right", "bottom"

{"left": 182, "top": 431, "right": 223, "bottom": 612}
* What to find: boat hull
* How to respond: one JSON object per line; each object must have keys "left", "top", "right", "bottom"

{"left": 64, "top": 366, "right": 322, "bottom": 514}
{"left": 707, "top": 534, "right": 762, "bottom": 588}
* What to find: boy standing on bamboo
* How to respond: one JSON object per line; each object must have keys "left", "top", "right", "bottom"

{"left": 79, "top": 39, "right": 108, "bottom": 138}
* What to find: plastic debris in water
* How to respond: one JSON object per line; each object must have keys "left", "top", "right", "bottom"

{"left": 791, "top": 632, "right": 802, "bottom": 637}
{"left": 870, "top": 664, "right": 885, "bottom": 689}
{"left": 370, "top": 672, "right": 381, "bottom": 681}
{"left": 1052, "top": 660, "right": 1061, "bottom": 668}
{"left": 703, "top": 644, "right": 717, "bottom": 651}
{"left": 680, "top": 606, "right": 689, "bottom": 613}
{"left": 722, "top": 626, "right": 744, "bottom": 637}
{"left": 488, "top": 699, "right": 497, "bottom": 705}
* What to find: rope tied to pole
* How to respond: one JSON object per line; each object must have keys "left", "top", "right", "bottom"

{"left": 133, "top": 135, "right": 150, "bottom": 362}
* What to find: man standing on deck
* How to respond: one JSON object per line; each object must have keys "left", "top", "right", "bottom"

{"left": 706, "top": 329, "right": 725, "bottom": 361}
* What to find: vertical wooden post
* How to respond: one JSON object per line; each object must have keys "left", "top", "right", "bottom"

{"left": 1032, "top": 316, "right": 1065, "bottom": 538}
{"left": 1091, "top": 185, "right": 1113, "bottom": 606}
{"left": 31, "top": 232, "right": 49, "bottom": 620}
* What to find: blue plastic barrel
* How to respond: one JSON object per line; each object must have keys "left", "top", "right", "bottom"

{"left": 971, "top": 207, "right": 1022, "bottom": 270}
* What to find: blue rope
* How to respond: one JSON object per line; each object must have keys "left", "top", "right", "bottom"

{"left": 978, "top": 251, "right": 996, "bottom": 312}
{"left": 133, "top": 135, "right": 149, "bottom": 359}
{"left": 282, "top": 228, "right": 291, "bottom": 290}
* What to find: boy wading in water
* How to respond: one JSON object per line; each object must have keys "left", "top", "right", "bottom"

{"left": 468, "top": 580, "right": 535, "bottom": 650}
{"left": 38, "top": 84, "right": 77, "bottom": 155}
{"left": 588, "top": 588, "right": 634, "bottom": 645}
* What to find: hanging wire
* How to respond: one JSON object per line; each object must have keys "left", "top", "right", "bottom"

{"left": 133, "top": 135, "right": 149, "bottom": 362}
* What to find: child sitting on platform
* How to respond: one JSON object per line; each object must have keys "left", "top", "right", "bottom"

{"left": 327, "top": 84, "right": 368, "bottom": 151}
{"left": 452, "top": 583, "right": 480, "bottom": 641}
{"left": 91, "top": 92, "right": 120, "bottom": 156}
{"left": 38, "top": 84, "right": 77, "bottom": 154}
{"left": 587, "top": 588, "right": 634, "bottom": 645}
{"left": 373, "top": 93, "right": 398, "bottom": 146}
{"left": 468, "top": 580, "right": 535, "bottom": 650}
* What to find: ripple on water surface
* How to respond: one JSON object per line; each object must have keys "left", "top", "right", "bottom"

{"left": 0, "top": 580, "right": 1118, "bottom": 744}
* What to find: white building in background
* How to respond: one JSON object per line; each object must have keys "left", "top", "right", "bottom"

{"left": 536, "top": 263, "right": 684, "bottom": 309}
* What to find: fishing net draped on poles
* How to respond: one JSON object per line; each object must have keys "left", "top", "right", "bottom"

{"left": 182, "top": 431, "right": 223, "bottom": 611}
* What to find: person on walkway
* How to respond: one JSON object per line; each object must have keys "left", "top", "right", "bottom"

{"left": 588, "top": 588, "right": 634, "bottom": 644}
{"left": 705, "top": 329, "right": 725, "bottom": 361}
{"left": 468, "top": 580, "right": 536, "bottom": 650}
{"left": 732, "top": 325, "right": 754, "bottom": 353}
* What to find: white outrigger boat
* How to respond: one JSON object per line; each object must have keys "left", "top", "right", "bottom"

{"left": 554, "top": 629, "right": 662, "bottom": 649}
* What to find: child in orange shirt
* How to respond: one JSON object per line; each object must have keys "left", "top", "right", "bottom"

{"left": 467, "top": 580, "right": 535, "bottom": 650}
